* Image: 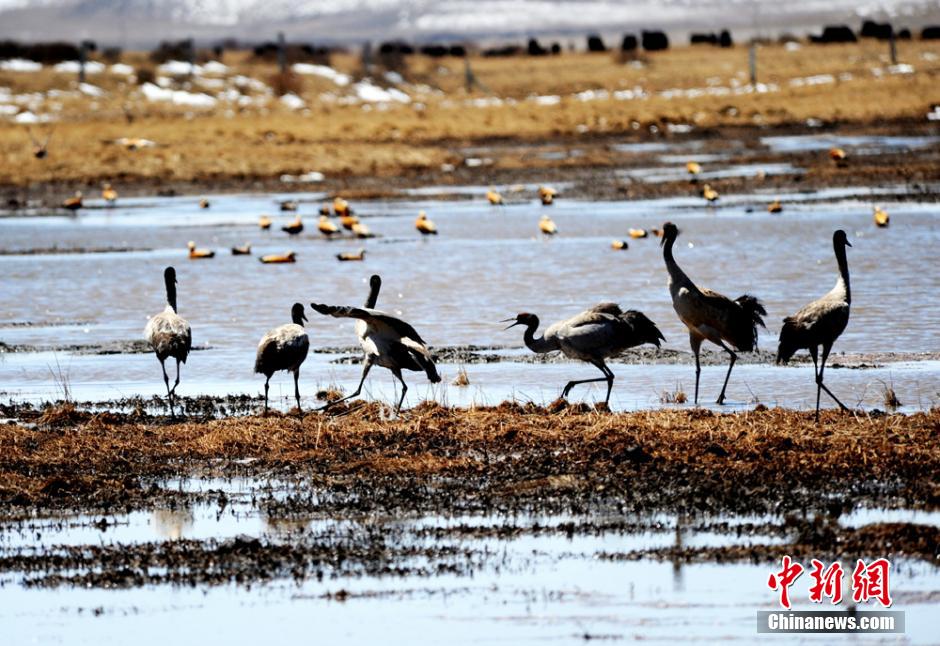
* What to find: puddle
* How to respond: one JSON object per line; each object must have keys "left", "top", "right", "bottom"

{"left": 617, "top": 162, "right": 802, "bottom": 183}
{"left": 761, "top": 134, "right": 940, "bottom": 154}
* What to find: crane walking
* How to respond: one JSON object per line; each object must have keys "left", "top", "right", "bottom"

{"left": 310, "top": 275, "right": 440, "bottom": 413}
{"left": 503, "top": 304, "right": 664, "bottom": 406}
{"left": 660, "top": 222, "right": 766, "bottom": 405}
{"left": 254, "top": 303, "right": 310, "bottom": 414}
{"left": 776, "top": 230, "right": 852, "bottom": 421}
{"left": 144, "top": 267, "right": 192, "bottom": 414}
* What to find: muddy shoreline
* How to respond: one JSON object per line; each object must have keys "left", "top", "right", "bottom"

{"left": 2, "top": 121, "right": 939, "bottom": 210}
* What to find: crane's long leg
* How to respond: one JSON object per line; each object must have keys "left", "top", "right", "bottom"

{"left": 818, "top": 343, "right": 848, "bottom": 411}
{"left": 809, "top": 346, "right": 821, "bottom": 422}
{"left": 293, "top": 369, "right": 302, "bottom": 416}
{"left": 689, "top": 333, "right": 703, "bottom": 405}
{"left": 171, "top": 359, "right": 181, "bottom": 396}
{"left": 561, "top": 360, "right": 613, "bottom": 404}
{"left": 263, "top": 376, "right": 270, "bottom": 414}
{"left": 391, "top": 367, "right": 408, "bottom": 414}
{"left": 318, "top": 358, "right": 373, "bottom": 411}
{"left": 715, "top": 340, "right": 737, "bottom": 405}
{"left": 159, "top": 358, "right": 171, "bottom": 399}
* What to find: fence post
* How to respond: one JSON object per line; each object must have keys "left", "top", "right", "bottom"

{"left": 277, "top": 32, "right": 287, "bottom": 74}
{"left": 889, "top": 31, "right": 897, "bottom": 65}
{"left": 78, "top": 41, "right": 87, "bottom": 84}
{"left": 748, "top": 42, "right": 757, "bottom": 85}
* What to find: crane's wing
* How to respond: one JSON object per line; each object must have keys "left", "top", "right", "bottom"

{"left": 310, "top": 303, "right": 427, "bottom": 345}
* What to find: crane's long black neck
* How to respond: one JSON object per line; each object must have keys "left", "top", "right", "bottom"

{"left": 834, "top": 239, "right": 851, "bottom": 304}
{"left": 164, "top": 274, "right": 178, "bottom": 312}
{"left": 521, "top": 317, "right": 556, "bottom": 353}
{"left": 662, "top": 233, "right": 692, "bottom": 290}
{"left": 365, "top": 279, "right": 380, "bottom": 308}
{"left": 291, "top": 308, "right": 305, "bottom": 326}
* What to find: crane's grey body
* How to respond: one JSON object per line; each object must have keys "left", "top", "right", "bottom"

{"left": 506, "top": 303, "right": 664, "bottom": 405}
{"left": 144, "top": 266, "right": 192, "bottom": 413}
{"left": 777, "top": 230, "right": 852, "bottom": 420}
{"left": 660, "top": 222, "right": 766, "bottom": 405}
{"left": 311, "top": 275, "right": 441, "bottom": 413}
{"left": 255, "top": 303, "right": 309, "bottom": 413}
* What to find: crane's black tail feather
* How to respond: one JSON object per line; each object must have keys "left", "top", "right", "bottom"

{"left": 623, "top": 310, "right": 666, "bottom": 348}
{"left": 732, "top": 294, "right": 767, "bottom": 352}
{"left": 776, "top": 317, "right": 804, "bottom": 364}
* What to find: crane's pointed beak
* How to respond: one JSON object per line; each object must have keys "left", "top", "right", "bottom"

{"left": 846, "top": 240, "right": 852, "bottom": 247}
{"left": 500, "top": 317, "right": 521, "bottom": 330}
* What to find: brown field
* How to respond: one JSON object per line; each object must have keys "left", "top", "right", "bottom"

{"left": 1, "top": 402, "right": 937, "bottom": 515}
{"left": 1, "top": 40, "right": 939, "bottom": 192}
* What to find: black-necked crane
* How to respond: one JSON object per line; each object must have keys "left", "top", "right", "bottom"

{"left": 873, "top": 206, "right": 889, "bottom": 227}
{"left": 255, "top": 303, "right": 310, "bottom": 414}
{"left": 187, "top": 241, "right": 215, "bottom": 259}
{"left": 503, "top": 304, "right": 664, "bottom": 406}
{"left": 310, "top": 275, "right": 440, "bottom": 414}
{"left": 231, "top": 243, "right": 251, "bottom": 255}
{"left": 539, "top": 186, "right": 557, "bottom": 205}
{"left": 486, "top": 189, "right": 504, "bottom": 205}
{"left": 282, "top": 216, "right": 303, "bottom": 235}
{"left": 776, "top": 230, "right": 852, "bottom": 421}
{"left": 337, "top": 248, "right": 365, "bottom": 261}
{"left": 260, "top": 251, "right": 296, "bottom": 263}
{"left": 702, "top": 184, "right": 719, "bottom": 203}
{"left": 62, "top": 191, "right": 83, "bottom": 210}
{"left": 318, "top": 215, "right": 340, "bottom": 237}
{"left": 144, "top": 267, "right": 192, "bottom": 412}
{"left": 259, "top": 215, "right": 272, "bottom": 230}
{"left": 102, "top": 183, "right": 118, "bottom": 204}
{"left": 415, "top": 211, "right": 438, "bottom": 235}
{"left": 539, "top": 215, "right": 557, "bottom": 235}
{"left": 660, "top": 222, "right": 766, "bottom": 405}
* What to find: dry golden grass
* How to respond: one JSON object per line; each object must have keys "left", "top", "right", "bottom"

{"left": 1, "top": 41, "right": 938, "bottom": 188}
{"left": 1, "top": 403, "right": 937, "bottom": 510}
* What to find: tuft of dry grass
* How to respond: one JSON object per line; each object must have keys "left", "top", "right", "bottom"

{"left": 451, "top": 366, "right": 470, "bottom": 387}
{"left": 660, "top": 383, "right": 688, "bottom": 404}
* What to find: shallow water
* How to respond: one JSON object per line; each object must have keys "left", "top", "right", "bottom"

{"left": 0, "top": 476, "right": 937, "bottom": 644}
{"left": 1, "top": 185, "right": 938, "bottom": 412}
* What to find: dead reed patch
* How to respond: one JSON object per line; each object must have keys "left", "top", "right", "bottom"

{"left": 0, "top": 403, "right": 937, "bottom": 512}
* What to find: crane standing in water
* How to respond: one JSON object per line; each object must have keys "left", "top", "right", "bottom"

{"left": 660, "top": 222, "right": 766, "bottom": 405}
{"left": 503, "top": 304, "right": 664, "bottom": 406}
{"left": 144, "top": 267, "right": 192, "bottom": 414}
{"left": 777, "top": 230, "right": 852, "bottom": 421}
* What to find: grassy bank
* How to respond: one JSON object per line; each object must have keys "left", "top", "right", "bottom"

{"left": 1, "top": 41, "right": 938, "bottom": 190}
